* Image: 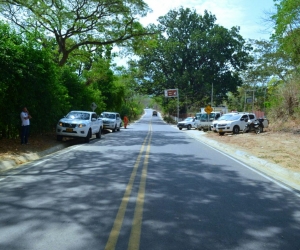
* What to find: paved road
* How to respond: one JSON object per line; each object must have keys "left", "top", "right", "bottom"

{"left": 0, "top": 109, "right": 299, "bottom": 250}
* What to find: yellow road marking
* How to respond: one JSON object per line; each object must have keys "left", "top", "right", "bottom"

{"left": 105, "top": 124, "right": 152, "bottom": 250}
{"left": 127, "top": 125, "right": 152, "bottom": 250}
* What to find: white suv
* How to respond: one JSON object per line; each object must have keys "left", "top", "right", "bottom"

{"left": 211, "top": 112, "right": 238, "bottom": 132}
{"left": 216, "top": 113, "right": 256, "bottom": 135}
{"left": 100, "top": 112, "right": 122, "bottom": 132}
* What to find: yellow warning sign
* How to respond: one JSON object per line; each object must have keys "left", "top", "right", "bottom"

{"left": 204, "top": 105, "right": 213, "bottom": 114}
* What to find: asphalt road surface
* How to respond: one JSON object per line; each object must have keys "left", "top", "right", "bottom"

{"left": 0, "top": 109, "right": 299, "bottom": 250}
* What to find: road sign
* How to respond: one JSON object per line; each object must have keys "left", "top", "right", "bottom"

{"left": 91, "top": 102, "right": 97, "bottom": 111}
{"left": 204, "top": 105, "right": 213, "bottom": 114}
{"left": 164, "top": 89, "right": 178, "bottom": 97}
{"left": 246, "top": 98, "right": 253, "bottom": 103}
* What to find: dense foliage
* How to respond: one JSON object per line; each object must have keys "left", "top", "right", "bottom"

{"left": 272, "top": 0, "right": 300, "bottom": 64}
{"left": 0, "top": 0, "right": 153, "bottom": 66}
{"left": 0, "top": 22, "right": 142, "bottom": 138}
{"left": 0, "top": 22, "right": 68, "bottom": 138}
{"left": 135, "top": 8, "right": 252, "bottom": 115}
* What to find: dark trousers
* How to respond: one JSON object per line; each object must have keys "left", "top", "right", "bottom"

{"left": 21, "top": 125, "right": 30, "bottom": 144}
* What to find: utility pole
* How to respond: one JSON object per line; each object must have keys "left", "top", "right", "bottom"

{"left": 211, "top": 82, "right": 213, "bottom": 107}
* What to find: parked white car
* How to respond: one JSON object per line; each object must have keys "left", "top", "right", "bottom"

{"left": 216, "top": 113, "right": 257, "bottom": 135}
{"left": 56, "top": 111, "right": 103, "bottom": 142}
{"left": 100, "top": 112, "right": 122, "bottom": 132}
{"left": 210, "top": 112, "right": 238, "bottom": 132}
{"left": 177, "top": 117, "right": 198, "bottom": 130}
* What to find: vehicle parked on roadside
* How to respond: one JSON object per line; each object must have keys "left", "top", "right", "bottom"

{"left": 211, "top": 112, "right": 238, "bottom": 132}
{"left": 196, "top": 112, "right": 222, "bottom": 131}
{"left": 216, "top": 113, "right": 255, "bottom": 135}
{"left": 56, "top": 111, "right": 103, "bottom": 142}
{"left": 100, "top": 112, "right": 122, "bottom": 132}
{"left": 243, "top": 119, "right": 261, "bottom": 134}
{"left": 177, "top": 117, "right": 198, "bottom": 130}
{"left": 216, "top": 113, "right": 268, "bottom": 135}
{"left": 243, "top": 118, "right": 268, "bottom": 134}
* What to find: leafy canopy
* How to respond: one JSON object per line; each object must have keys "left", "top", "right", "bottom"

{"left": 0, "top": 0, "right": 154, "bottom": 66}
{"left": 136, "top": 7, "right": 252, "bottom": 109}
{"left": 272, "top": 0, "right": 300, "bottom": 64}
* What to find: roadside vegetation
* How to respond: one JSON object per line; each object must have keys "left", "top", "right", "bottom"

{"left": 0, "top": 0, "right": 299, "bottom": 139}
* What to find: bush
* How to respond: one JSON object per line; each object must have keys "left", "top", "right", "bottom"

{"left": 267, "top": 75, "right": 300, "bottom": 121}
{"left": 163, "top": 116, "right": 176, "bottom": 124}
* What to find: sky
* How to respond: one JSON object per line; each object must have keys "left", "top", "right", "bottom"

{"left": 140, "top": 0, "right": 276, "bottom": 40}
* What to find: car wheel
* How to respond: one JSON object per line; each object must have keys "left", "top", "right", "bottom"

{"left": 187, "top": 124, "right": 191, "bottom": 130}
{"left": 85, "top": 129, "right": 91, "bottom": 143}
{"left": 233, "top": 125, "right": 240, "bottom": 134}
{"left": 96, "top": 127, "right": 101, "bottom": 139}
{"left": 117, "top": 124, "right": 121, "bottom": 131}
{"left": 112, "top": 125, "right": 116, "bottom": 132}
{"left": 57, "top": 135, "right": 63, "bottom": 141}
{"left": 179, "top": 127, "right": 182, "bottom": 130}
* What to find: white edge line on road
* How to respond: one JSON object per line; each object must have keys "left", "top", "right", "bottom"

{"left": 196, "top": 136, "right": 300, "bottom": 198}
{"left": 172, "top": 126, "right": 300, "bottom": 198}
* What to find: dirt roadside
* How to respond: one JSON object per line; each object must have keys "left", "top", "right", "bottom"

{"left": 204, "top": 130, "right": 300, "bottom": 173}
{"left": 0, "top": 133, "right": 71, "bottom": 166}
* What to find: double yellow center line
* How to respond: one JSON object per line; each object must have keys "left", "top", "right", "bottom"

{"left": 105, "top": 123, "right": 152, "bottom": 250}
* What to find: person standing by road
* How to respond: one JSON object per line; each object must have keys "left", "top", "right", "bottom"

{"left": 20, "top": 107, "right": 32, "bottom": 145}
{"left": 123, "top": 115, "right": 129, "bottom": 129}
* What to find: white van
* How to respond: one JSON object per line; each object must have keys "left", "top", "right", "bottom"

{"left": 195, "top": 112, "right": 222, "bottom": 131}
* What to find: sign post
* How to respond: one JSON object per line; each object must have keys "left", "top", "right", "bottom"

{"left": 164, "top": 89, "right": 179, "bottom": 121}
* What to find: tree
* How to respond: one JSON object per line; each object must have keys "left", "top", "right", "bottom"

{"left": 244, "top": 39, "right": 294, "bottom": 85}
{"left": 271, "top": 0, "right": 300, "bottom": 64}
{"left": 0, "top": 0, "right": 153, "bottom": 66}
{"left": 236, "top": 39, "right": 298, "bottom": 114}
{"left": 136, "top": 7, "right": 252, "bottom": 111}
{"left": 113, "top": 65, "right": 146, "bottom": 119}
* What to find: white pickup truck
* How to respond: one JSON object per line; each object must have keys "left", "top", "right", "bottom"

{"left": 56, "top": 111, "right": 103, "bottom": 142}
{"left": 216, "top": 112, "right": 268, "bottom": 135}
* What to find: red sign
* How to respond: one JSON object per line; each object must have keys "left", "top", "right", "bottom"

{"left": 165, "top": 89, "right": 178, "bottom": 97}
